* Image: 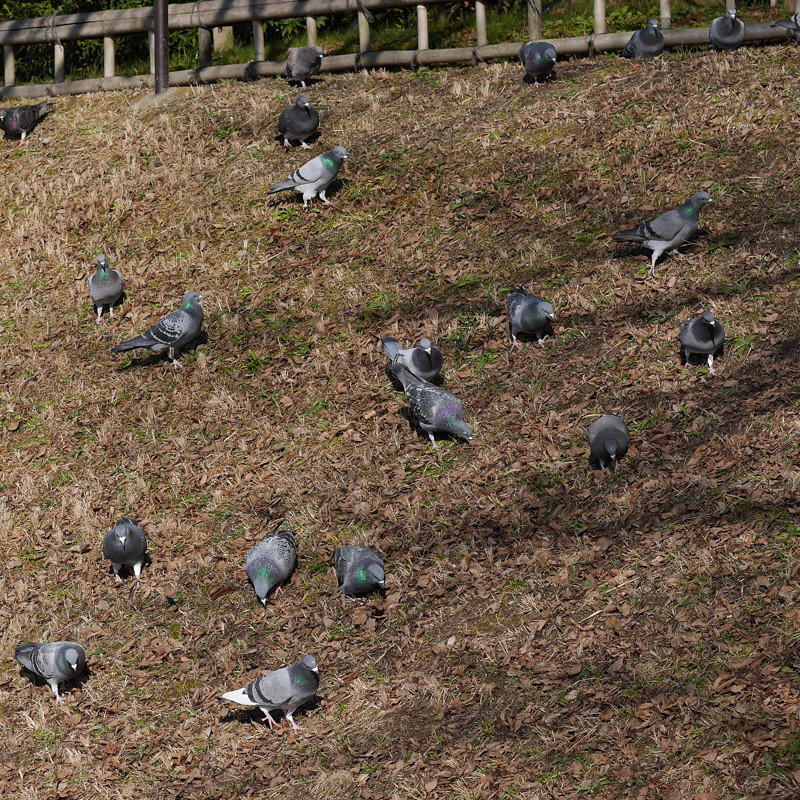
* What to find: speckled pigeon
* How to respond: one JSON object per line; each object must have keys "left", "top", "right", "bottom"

{"left": 88, "top": 254, "right": 123, "bottom": 323}
{"left": 710, "top": 8, "right": 745, "bottom": 51}
{"left": 388, "top": 363, "right": 472, "bottom": 447}
{"left": 283, "top": 46, "right": 324, "bottom": 88}
{"left": 519, "top": 41, "right": 557, "bottom": 84}
{"left": 381, "top": 336, "right": 443, "bottom": 382}
{"left": 0, "top": 101, "right": 52, "bottom": 140}
{"left": 221, "top": 655, "right": 319, "bottom": 731}
{"left": 268, "top": 146, "right": 347, "bottom": 208}
{"left": 507, "top": 287, "right": 555, "bottom": 349}
{"left": 334, "top": 546, "right": 385, "bottom": 598}
{"left": 245, "top": 520, "right": 297, "bottom": 607}
{"left": 772, "top": 13, "right": 800, "bottom": 45}
{"left": 110, "top": 290, "right": 203, "bottom": 369}
{"left": 14, "top": 641, "right": 86, "bottom": 701}
{"left": 622, "top": 19, "right": 664, "bottom": 59}
{"left": 680, "top": 310, "right": 725, "bottom": 375}
{"left": 588, "top": 414, "right": 630, "bottom": 471}
{"left": 612, "top": 191, "right": 712, "bottom": 276}
{"left": 277, "top": 95, "right": 319, "bottom": 150}
{"left": 102, "top": 517, "right": 147, "bottom": 583}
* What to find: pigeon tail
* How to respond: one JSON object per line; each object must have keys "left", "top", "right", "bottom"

{"left": 13, "top": 643, "right": 39, "bottom": 672}
{"left": 221, "top": 687, "right": 253, "bottom": 705}
{"left": 381, "top": 336, "right": 402, "bottom": 360}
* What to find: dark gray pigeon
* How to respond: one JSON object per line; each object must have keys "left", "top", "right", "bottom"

{"left": 772, "top": 13, "right": 800, "bottom": 45}
{"left": 283, "top": 46, "right": 324, "bottom": 88}
{"left": 88, "top": 253, "right": 123, "bottom": 323}
{"left": 110, "top": 290, "right": 203, "bottom": 369}
{"left": 381, "top": 336, "right": 443, "bottom": 382}
{"left": 221, "top": 655, "right": 319, "bottom": 731}
{"left": 268, "top": 146, "right": 347, "bottom": 208}
{"left": 388, "top": 363, "right": 472, "bottom": 447}
{"left": 507, "top": 287, "right": 555, "bottom": 349}
{"left": 334, "top": 546, "right": 385, "bottom": 598}
{"left": 679, "top": 310, "right": 725, "bottom": 375}
{"left": 710, "top": 8, "right": 745, "bottom": 51}
{"left": 588, "top": 414, "right": 630, "bottom": 471}
{"left": 102, "top": 517, "right": 147, "bottom": 583}
{"left": 14, "top": 641, "right": 86, "bottom": 701}
{"left": 0, "top": 101, "right": 52, "bottom": 140}
{"left": 277, "top": 95, "right": 320, "bottom": 150}
{"left": 622, "top": 19, "right": 664, "bottom": 59}
{"left": 519, "top": 41, "right": 557, "bottom": 84}
{"left": 245, "top": 520, "right": 297, "bottom": 607}
{"left": 612, "top": 191, "right": 713, "bottom": 276}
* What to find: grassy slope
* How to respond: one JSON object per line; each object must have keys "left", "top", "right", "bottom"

{"left": 0, "top": 44, "right": 800, "bottom": 800}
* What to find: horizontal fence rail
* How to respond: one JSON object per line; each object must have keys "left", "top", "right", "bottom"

{"left": 1, "top": 0, "right": 799, "bottom": 99}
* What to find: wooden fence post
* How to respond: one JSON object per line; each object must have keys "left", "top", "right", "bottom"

{"left": 416, "top": 5, "right": 428, "bottom": 49}
{"left": 252, "top": 21, "right": 264, "bottom": 61}
{"left": 660, "top": 0, "right": 671, "bottom": 29}
{"left": 3, "top": 45, "right": 14, "bottom": 86}
{"left": 527, "top": 0, "right": 542, "bottom": 39}
{"left": 475, "top": 1, "right": 487, "bottom": 47}
{"left": 593, "top": 0, "right": 606, "bottom": 35}
{"left": 358, "top": 10, "right": 370, "bottom": 52}
{"left": 198, "top": 27, "right": 212, "bottom": 68}
{"left": 307, "top": 17, "right": 317, "bottom": 46}
{"left": 54, "top": 41, "right": 65, "bottom": 82}
{"left": 103, "top": 36, "right": 115, "bottom": 77}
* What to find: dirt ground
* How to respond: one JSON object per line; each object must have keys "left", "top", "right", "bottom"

{"left": 0, "top": 41, "right": 799, "bottom": 800}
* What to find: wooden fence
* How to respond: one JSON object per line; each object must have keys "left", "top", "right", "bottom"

{"left": 1, "top": 0, "right": 799, "bottom": 99}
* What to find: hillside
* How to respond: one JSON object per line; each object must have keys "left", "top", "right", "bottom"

{"left": 0, "top": 42, "right": 799, "bottom": 800}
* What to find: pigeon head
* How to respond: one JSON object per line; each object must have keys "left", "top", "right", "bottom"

{"left": 312, "top": 46, "right": 324, "bottom": 58}
{"left": 367, "top": 563, "right": 385, "bottom": 590}
{"left": 541, "top": 301, "right": 556, "bottom": 322}
{"left": 96, "top": 254, "right": 110, "bottom": 273}
{"left": 181, "top": 291, "right": 203, "bottom": 310}
{"left": 701, "top": 311, "right": 716, "bottom": 327}
{"left": 727, "top": 8, "right": 736, "bottom": 19}
{"left": 647, "top": 18, "right": 659, "bottom": 29}
{"left": 296, "top": 95, "right": 310, "bottom": 107}
{"left": 113, "top": 525, "right": 128, "bottom": 547}
{"left": 419, "top": 338, "right": 432, "bottom": 353}
{"left": 691, "top": 191, "right": 713, "bottom": 208}
{"left": 330, "top": 146, "right": 348, "bottom": 162}
{"left": 63, "top": 645, "right": 84, "bottom": 674}
{"left": 300, "top": 655, "right": 319, "bottom": 674}
{"left": 450, "top": 419, "right": 474, "bottom": 442}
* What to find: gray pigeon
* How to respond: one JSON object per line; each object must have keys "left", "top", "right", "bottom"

{"left": 268, "top": 146, "right": 347, "bottom": 208}
{"left": 102, "top": 517, "right": 147, "bottom": 583}
{"left": 245, "top": 520, "right": 297, "bottom": 607}
{"left": 88, "top": 253, "right": 123, "bottom": 323}
{"left": 388, "top": 363, "right": 472, "bottom": 447}
{"left": 679, "top": 310, "right": 725, "bottom": 375}
{"left": 110, "top": 290, "right": 203, "bottom": 369}
{"left": 519, "top": 41, "right": 557, "bottom": 84}
{"left": 0, "top": 101, "right": 52, "bottom": 140}
{"left": 221, "top": 655, "right": 319, "bottom": 731}
{"left": 772, "top": 13, "right": 800, "bottom": 45}
{"left": 334, "top": 545, "right": 385, "bottom": 598}
{"left": 277, "top": 95, "right": 320, "bottom": 150}
{"left": 14, "top": 641, "right": 86, "bottom": 701}
{"left": 381, "top": 336, "right": 443, "bottom": 382}
{"left": 710, "top": 8, "right": 745, "bottom": 51}
{"left": 612, "top": 191, "right": 713, "bottom": 276}
{"left": 588, "top": 414, "right": 630, "bottom": 471}
{"left": 283, "top": 46, "right": 324, "bottom": 88}
{"left": 507, "top": 287, "right": 555, "bottom": 349}
{"left": 622, "top": 19, "right": 664, "bottom": 59}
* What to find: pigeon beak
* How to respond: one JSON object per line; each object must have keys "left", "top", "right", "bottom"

{"left": 69, "top": 661, "right": 78, "bottom": 671}
{"left": 304, "top": 102, "right": 311, "bottom": 108}
{"left": 260, "top": 597, "right": 267, "bottom": 608}
{"left": 547, "top": 313, "right": 555, "bottom": 321}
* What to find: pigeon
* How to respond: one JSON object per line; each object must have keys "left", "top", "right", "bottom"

{"left": 245, "top": 520, "right": 297, "bottom": 607}
{"left": 507, "top": 287, "right": 555, "bottom": 349}
{"left": 621, "top": 19, "right": 664, "bottom": 59}
{"left": 519, "top": 41, "right": 557, "bottom": 84}
{"left": 276, "top": 95, "right": 320, "bottom": 150}
{"left": 110, "top": 290, "right": 203, "bottom": 369}
{"left": 221, "top": 655, "right": 319, "bottom": 731}
{"left": 588, "top": 414, "right": 630, "bottom": 471}
{"left": 14, "top": 641, "right": 86, "bottom": 702}
{"left": 381, "top": 336, "right": 443, "bottom": 382}
{"left": 612, "top": 191, "right": 713, "bottom": 276}
{"left": 267, "top": 146, "right": 347, "bottom": 208}
{"left": 283, "top": 46, "right": 324, "bottom": 88}
{"left": 102, "top": 517, "right": 147, "bottom": 583}
{"left": 772, "top": 13, "right": 800, "bottom": 45}
{"left": 388, "top": 363, "right": 472, "bottom": 447}
{"left": 710, "top": 8, "right": 745, "bottom": 51}
{"left": 679, "top": 310, "right": 725, "bottom": 375}
{"left": 88, "top": 253, "right": 123, "bottom": 323}
{"left": 334, "top": 546, "right": 385, "bottom": 598}
{"left": 0, "top": 101, "right": 52, "bottom": 140}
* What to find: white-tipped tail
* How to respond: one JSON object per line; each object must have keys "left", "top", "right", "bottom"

{"left": 221, "top": 687, "right": 253, "bottom": 706}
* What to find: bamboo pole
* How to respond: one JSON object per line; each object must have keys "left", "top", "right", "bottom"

{"left": 475, "top": 2, "right": 487, "bottom": 48}
{"left": 252, "top": 21, "right": 264, "bottom": 61}
{"left": 416, "top": 5, "right": 428, "bottom": 50}
{"left": 54, "top": 42, "right": 64, "bottom": 82}
{"left": 358, "top": 11, "right": 370, "bottom": 53}
{"left": 198, "top": 27, "right": 212, "bottom": 69}
{"left": 148, "top": 30, "right": 155, "bottom": 74}
{"left": 3, "top": 45, "right": 13, "bottom": 86}
{"left": 306, "top": 17, "right": 317, "bottom": 46}
{"left": 527, "top": 0, "right": 542, "bottom": 40}
{"left": 103, "top": 36, "right": 115, "bottom": 77}
{"left": 660, "top": 0, "right": 671, "bottom": 30}
{"left": 593, "top": 0, "right": 606, "bottom": 35}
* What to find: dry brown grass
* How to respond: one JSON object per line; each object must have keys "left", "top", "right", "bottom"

{"left": 0, "top": 44, "right": 799, "bottom": 800}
